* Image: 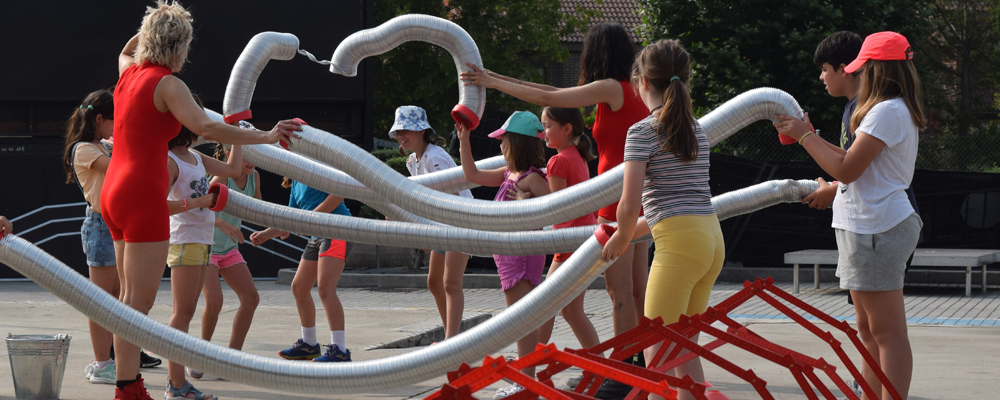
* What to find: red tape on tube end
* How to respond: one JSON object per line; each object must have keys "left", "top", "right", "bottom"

{"left": 292, "top": 118, "right": 308, "bottom": 126}
{"left": 208, "top": 183, "right": 229, "bottom": 212}
{"left": 778, "top": 133, "right": 797, "bottom": 145}
{"left": 223, "top": 109, "right": 252, "bottom": 125}
{"left": 451, "top": 105, "right": 480, "bottom": 130}
{"left": 593, "top": 224, "right": 617, "bottom": 246}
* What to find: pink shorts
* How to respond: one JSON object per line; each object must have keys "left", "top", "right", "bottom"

{"left": 210, "top": 248, "right": 246, "bottom": 269}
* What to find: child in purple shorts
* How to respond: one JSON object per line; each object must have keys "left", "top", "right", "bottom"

{"left": 457, "top": 111, "right": 551, "bottom": 399}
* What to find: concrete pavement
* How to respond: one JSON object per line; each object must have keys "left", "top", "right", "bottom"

{"left": 0, "top": 279, "right": 997, "bottom": 399}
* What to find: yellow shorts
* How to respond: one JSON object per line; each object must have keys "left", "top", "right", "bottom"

{"left": 645, "top": 214, "right": 725, "bottom": 325}
{"left": 167, "top": 243, "right": 211, "bottom": 268}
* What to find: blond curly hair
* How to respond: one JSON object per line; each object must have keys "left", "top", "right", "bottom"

{"left": 134, "top": 1, "right": 194, "bottom": 72}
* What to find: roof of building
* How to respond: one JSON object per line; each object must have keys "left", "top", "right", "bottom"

{"left": 559, "top": 0, "right": 641, "bottom": 43}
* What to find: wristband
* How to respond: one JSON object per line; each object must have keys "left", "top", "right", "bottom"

{"left": 797, "top": 131, "right": 813, "bottom": 143}
{"left": 183, "top": 199, "right": 189, "bottom": 212}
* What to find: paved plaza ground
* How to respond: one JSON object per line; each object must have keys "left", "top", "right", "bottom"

{"left": 0, "top": 279, "right": 997, "bottom": 399}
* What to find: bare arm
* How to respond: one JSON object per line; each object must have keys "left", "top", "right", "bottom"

{"left": 456, "top": 123, "right": 506, "bottom": 187}
{"left": 0, "top": 216, "right": 12, "bottom": 236}
{"left": 313, "top": 194, "right": 345, "bottom": 214}
{"left": 119, "top": 34, "right": 139, "bottom": 77}
{"left": 799, "top": 132, "right": 883, "bottom": 184}
{"left": 199, "top": 145, "right": 242, "bottom": 179}
{"left": 548, "top": 176, "right": 568, "bottom": 193}
{"left": 462, "top": 64, "right": 624, "bottom": 110}
{"left": 90, "top": 154, "right": 112, "bottom": 174}
{"left": 519, "top": 173, "right": 551, "bottom": 197}
{"left": 167, "top": 194, "right": 214, "bottom": 215}
{"left": 775, "top": 113, "right": 846, "bottom": 156}
{"left": 252, "top": 170, "right": 263, "bottom": 200}
{"left": 601, "top": 160, "right": 645, "bottom": 261}
{"left": 155, "top": 77, "right": 300, "bottom": 145}
{"left": 484, "top": 69, "right": 559, "bottom": 92}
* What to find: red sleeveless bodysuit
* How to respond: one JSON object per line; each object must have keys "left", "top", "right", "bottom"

{"left": 592, "top": 79, "right": 649, "bottom": 221}
{"left": 101, "top": 64, "right": 182, "bottom": 242}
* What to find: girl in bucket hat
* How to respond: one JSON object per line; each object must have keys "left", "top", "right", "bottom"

{"left": 775, "top": 31, "right": 925, "bottom": 400}
{"left": 390, "top": 105, "right": 473, "bottom": 341}
{"left": 456, "top": 111, "right": 550, "bottom": 399}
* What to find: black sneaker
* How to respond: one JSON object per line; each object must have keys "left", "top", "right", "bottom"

{"left": 108, "top": 345, "right": 161, "bottom": 368}
{"left": 594, "top": 353, "right": 645, "bottom": 400}
{"left": 139, "top": 350, "right": 161, "bottom": 368}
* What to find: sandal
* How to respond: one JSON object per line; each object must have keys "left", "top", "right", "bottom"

{"left": 165, "top": 381, "right": 218, "bottom": 400}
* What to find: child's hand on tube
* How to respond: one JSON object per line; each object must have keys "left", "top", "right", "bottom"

{"left": 773, "top": 112, "right": 813, "bottom": 142}
{"left": 601, "top": 231, "right": 630, "bottom": 262}
{"left": 455, "top": 123, "right": 471, "bottom": 143}
{"left": 0, "top": 216, "right": 12, "bottom": 238}
{"left": 802, "top": 177, "right": 837, "bottom": 210}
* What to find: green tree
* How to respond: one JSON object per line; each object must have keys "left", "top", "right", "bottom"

{"left": 636, "top": 0, "right": 931, "bottom": 160}
{"left": 372, "top": 0, "right": 595, "bottom": 139}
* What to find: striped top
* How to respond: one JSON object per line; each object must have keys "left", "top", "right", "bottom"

{"left": 624, "top": 115, "right": 715, "bottom": 228}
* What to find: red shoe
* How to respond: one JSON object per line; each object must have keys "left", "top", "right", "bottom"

{"left": 113, "top": 376, "right": 155, "bottom": 400}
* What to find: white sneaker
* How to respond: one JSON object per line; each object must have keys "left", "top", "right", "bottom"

{"left": 83, "top": 361, "right": 95, "bottom": 380}
{"left": 88, "top": 361, "right": 116, "bottom": 384}
{"left": 838, "top": 379, "right": 863, "bottom": 399}
{"left": 493, "top": 384, "right": 525, "bottom": 400}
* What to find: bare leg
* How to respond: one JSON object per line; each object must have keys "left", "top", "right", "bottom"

{"left": 88, "top": 265, "right": 120, "bottom": 362}
{"left": 199, "top": 267, "right": 224, "bottom": 342}
{"left": 853, "top": 289, "right": 911, "bottom": 400}
{"left": 317, "top": 256, "right": 346, "bottom": 332}
{"left": 166, "top": 265, "right": 210, "bottom": 396}
{"left": 631, "top": 241, "right": 650, "bottom": 321}
{"left": 599, "top": 216, "right": 639, "bottom": 336}
{"left": 427, "top": 251, "right": 447, "bottom": 329}
{"left": 442, "top": 251, "right": 468, "bottom": 338}
{"left": 290, "top": 259, "right": 319, "bottom": 329}
{"left": 504, "top": 280, "right": 539, "bottom": 378}
{"left": 537, "top": 260, "right": 600, "bottom": 348}
{"left": 643, "top": 336, "right": 705, "bottom": 400}
{"left": 114, "top": 240, "right": 168, "bottom": 381}
{"left": 218, "top": 263, "right": 259, "bottom": 350}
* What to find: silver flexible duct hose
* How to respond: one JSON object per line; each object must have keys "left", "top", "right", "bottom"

{"left": 700, "top": 87, "right": 805, "bottom": 145}
{"left": 0, "top": 233, "right": 615, "bottom": 393}
{"left": 0, "top": 178, "right": 817, "bottom": 392}
{"left": 200, "top": 108, "right": 505, "bottom": 217}
{"left": 220, "top": 179, "right": 819, "bottom": 255}
{"left": 284, "top": 87, "right": 802, "bottom": 231}
{"left": 222, "top": 32, "right": 299, "bottom": 121}
{"left": 328, "top": 14, "right": 485, "bottom": 128}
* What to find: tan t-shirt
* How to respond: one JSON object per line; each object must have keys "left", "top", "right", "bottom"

{"left": 73, "top": 142, "right": 111, "bottom": 213}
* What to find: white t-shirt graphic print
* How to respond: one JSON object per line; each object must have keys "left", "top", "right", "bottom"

{"left": 832, "top": 98, "right": 918, "bottom": 234}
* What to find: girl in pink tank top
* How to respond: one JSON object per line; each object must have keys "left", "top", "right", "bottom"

{"left": 457, "top": 112, "right": 550, "bottom": 399}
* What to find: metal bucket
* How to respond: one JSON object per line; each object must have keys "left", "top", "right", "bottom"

{"left": 6, "top": 334, "right": 72, "bottom": 400}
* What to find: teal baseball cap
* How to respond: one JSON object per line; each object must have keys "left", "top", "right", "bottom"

{"left": 488, "top": 111, "right": 544, "bottom": 139}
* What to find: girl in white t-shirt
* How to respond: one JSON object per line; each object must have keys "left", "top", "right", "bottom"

{"left": 162, "top": 107, "right": 247, "bottom": 400}
{"left": 775, "top": 31, "right": 925, "bottom": 400}
{"left": 390, "top": 105, "right": 472, "bottom": 340}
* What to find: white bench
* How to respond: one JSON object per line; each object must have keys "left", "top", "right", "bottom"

{"left": 784, "top": 249, "right": 1000, "bottom": 296}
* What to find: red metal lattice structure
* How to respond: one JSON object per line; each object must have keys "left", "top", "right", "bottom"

{"left": 426, "top": 277, "right": 900, "bottom": 400}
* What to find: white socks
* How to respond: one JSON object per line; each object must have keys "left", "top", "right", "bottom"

{"left": 331, "top": 330, "right": 346, "bottom": 349}
{"left": 301, "top": 326, "right": 318, "bottom": 346}
{"left": 95, "top": 359, "right": 114, "bottom": 369}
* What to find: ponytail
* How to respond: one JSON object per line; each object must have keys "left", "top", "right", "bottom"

{"left": 214, "top": 143, "right": 227, "bottom": 161}
{"left": 63, "top": 89, "right": 114, "bottom": 184}
{"left": 633, "top": 39, "right": 697, "bottom": 162}
{"left": 574, "top": 133, "right": 596, "bottom": 162}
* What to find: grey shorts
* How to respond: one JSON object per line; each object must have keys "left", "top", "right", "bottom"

{"left": 301, "top": 237, "right": 354, "bottom": 261}
{"left": 835, "top": 213, "right": 922, "bottom": 291}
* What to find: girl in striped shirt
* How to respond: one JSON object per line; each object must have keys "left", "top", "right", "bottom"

{"left": 600, "top": 39, "right": 724, "bottom": 400}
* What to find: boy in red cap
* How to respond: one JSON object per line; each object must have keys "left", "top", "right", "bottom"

{"left": 776, "top": 31, "right": 925, "bottom": 400}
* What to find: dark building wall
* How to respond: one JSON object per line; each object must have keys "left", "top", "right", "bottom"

{"left": 0, "top": 0, "right": 374, "bottom": 278}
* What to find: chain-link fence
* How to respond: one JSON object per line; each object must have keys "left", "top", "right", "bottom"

{"left": 711, "top": 121, "right": 1000, "bottom": 173}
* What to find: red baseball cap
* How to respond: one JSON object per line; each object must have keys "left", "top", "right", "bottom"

{"left": 844, "top": 31, "right": 913, "bottom": 73}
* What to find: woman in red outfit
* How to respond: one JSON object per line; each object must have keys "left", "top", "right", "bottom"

{"left": 461, "top": 22, "right": 649, "bottom": 339}
{"left": 104, "top": 2, "right": 299, "bottom": 399}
